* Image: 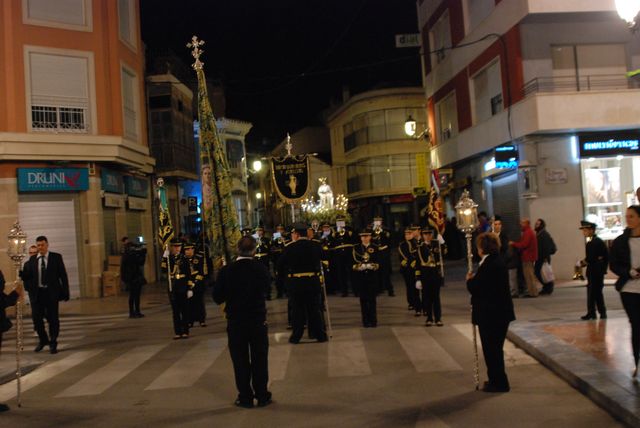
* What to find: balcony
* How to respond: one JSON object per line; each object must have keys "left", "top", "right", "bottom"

{"left": 522, "top": 74, "right": 640, "bottom": 97}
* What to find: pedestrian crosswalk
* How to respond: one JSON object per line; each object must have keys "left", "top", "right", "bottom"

{"left": 0, "top": 324, "right": 536, "bottom": 403}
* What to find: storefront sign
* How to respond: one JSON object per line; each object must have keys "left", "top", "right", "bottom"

{"left": 127, "top": 196, "right": 147, "bottom": 210}
{"left": 18, "top": 168, "right": 89, "bottom": 192}
{"left": 389, "top": 194, "right": 414, "bottom": 203}
{"left": 494, "top": 145, "right": 519, "bottom": 169}
{"left": 103, "top": 193, "right": 125, "bottom": 208}
{"left": 124, "top": 176, "right": 149, "bottom": 198}
{"left": 579, "top": 133, "right": 640, "bottom": 158}
{"left": 101, "top": 169, "right": 124, "bottom": 194}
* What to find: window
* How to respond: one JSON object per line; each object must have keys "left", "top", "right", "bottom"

{"left": 551, "top": 44, "right": 627, "bottom": 91}
{"left": 28, "top": 50, "right": 91, "bottom": 133}
{"left": 472, "top": 59, "right": 503, "bottom": 124}
{"left": 436, "top": 92, "right": 458, "bottom": 142}
{"left": 121, "top": 66, "right": 139, "bottom": 140}
{"left": 429, "top": 11, "right": 451, "bottom": 65}
{"left": 23, "top": 0, "right": 92, "bottom": 31}
{"left": 118, "top": 0, "right": 137, "bottom": 50}
{"left": 346, "top": 155, "right": 417, "bottom": 194}
{"left": 465, "top": 0, "right": 494, "bottom": 34}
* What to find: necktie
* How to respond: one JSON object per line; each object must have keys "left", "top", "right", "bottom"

{"left": 40, "top": 256, "right": 47, "bottom": 287}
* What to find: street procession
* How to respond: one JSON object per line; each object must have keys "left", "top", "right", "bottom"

{"left": 2, "top": 1, "right": 640, "bottom": 426}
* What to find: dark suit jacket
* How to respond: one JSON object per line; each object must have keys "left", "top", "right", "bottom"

{"left": 213, "top": 258, "right": 269, "bottom": 322}
{"left": 467, "top": 253, "right": 515, "bottom": 326}
{"left": 277, "top": 239, "right": 324, "bottom": 287}
{"left": 22, "top": 252, "right": 70, "bottom": 302}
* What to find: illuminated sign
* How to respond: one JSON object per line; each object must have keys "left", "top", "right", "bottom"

{"left": 579, "top": 133, "right": 640, "bottom": 157}
{"left": 492, "top": 145, "right": 519, "bottom": 169}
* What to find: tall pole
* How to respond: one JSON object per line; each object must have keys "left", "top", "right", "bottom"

{"left": 13, "top": 262, "right": 23, "bottom": 406}
{"left": 466, "top": 231, "right": 479, "bottom": 390}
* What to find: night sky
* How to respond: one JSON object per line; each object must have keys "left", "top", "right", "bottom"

{"left": 140, "top": 0, "right": 422, "bottom": 151}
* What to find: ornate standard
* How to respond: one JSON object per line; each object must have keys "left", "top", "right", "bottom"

{"left": 455, "top": 190, "right": 479, "bottom": 390}
{"left": 7, "top": 221, "right": 27, "bottom": 407}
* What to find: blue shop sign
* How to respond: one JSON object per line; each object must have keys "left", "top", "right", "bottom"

{"left": 18, "top": 168, "right": 89, "bottom": 192}
{"left": 494, "top": 145, "right": 519, "bottom": 169}
{"left": 579, "top": 133, "right": 640, "bottom": 158}
{"left": 124, "top": 176, "right": 148, "bottom": 198}
{"left": 101, "top": 168, "right": 124, "bottom": 193}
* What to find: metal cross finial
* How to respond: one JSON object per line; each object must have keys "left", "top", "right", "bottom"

{"left": 285, "top": 133, "right": 292, "bottom": 157}
{"left": 187, "top": 35, "right": 205, "bottom": 70}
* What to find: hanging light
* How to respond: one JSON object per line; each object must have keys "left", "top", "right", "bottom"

{"left": 616, "top": 0, "right": 640, "bottom": 27}
{"left": 252, "top": 159, "right": 263, "bottom": 172}
{"left": 404, "top": 115, "right": 417, "bottom": 137}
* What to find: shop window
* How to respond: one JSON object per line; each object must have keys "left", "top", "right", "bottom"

{"left": 28, "top": 51, "right": 92, "bottom": 133}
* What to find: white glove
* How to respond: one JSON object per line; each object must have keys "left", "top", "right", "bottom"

{"left": 163, "top": 248, "right": 170, "bottom": 258}
{"left": 187, "top": 290, "right": 194, "bottom": 299}
{"left": 415, "top": 280, "right": 423, "bottom": 290}
{"left": 437, "top": 234, "right": 445, "bottom": 245}
{"left": 364, "top": 263, "right": 372, "bottom": 270}
{"left": 358, "top": 264, "right": 366, "bottom": 271}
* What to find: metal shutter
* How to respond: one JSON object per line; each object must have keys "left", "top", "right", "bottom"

{"left": 103, "top": 208, "right": 117, "bottom": 256}
{"left": 491, "top": 171, "right": 520, "bottom": 240}
{"left": 18, "top": 199, "right": 81, "bottom": 298}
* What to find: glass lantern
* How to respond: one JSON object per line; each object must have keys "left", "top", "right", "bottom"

{"left": 404, "top": 115, "right": 417, "bottom": 138}
{"left": 7, "top": 221, "right": 27, "bottom": 264}
{"left": 455, "top": 190, "right": 478, "bottom": 234}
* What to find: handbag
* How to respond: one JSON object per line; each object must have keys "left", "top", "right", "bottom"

{"left": 541, "top": 261, "right": 555, "bottom": 283}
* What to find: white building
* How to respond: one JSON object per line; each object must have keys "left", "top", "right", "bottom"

{"left": 417, "top": 0, "right": 640, "bottom": 278}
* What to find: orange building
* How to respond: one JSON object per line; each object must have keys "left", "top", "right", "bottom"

{"left": 0, "top": 0, "right": 156, "bottom": 297}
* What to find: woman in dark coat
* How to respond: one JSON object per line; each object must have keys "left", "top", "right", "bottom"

{"left": 0, "top": 272, "right": 22, "bottom": 412}
{"left": 466, "top": 232, "right": 516, "bottom": 392}
{"left": 609, "top": 205, "right": 640, "bottom": 377}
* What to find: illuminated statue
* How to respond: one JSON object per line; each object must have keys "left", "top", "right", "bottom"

{"left": 318, "top": 177, "right": 334, "bottom": 209}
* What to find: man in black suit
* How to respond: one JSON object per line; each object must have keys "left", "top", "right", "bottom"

{"left": 21, "top": 236, "right": 70, "bottom": 354}
{"left": 277, "top": 222, "right": 328, "bottom": 344}
{"left": 213, "top": 235, "right": 272, "bottom": 409}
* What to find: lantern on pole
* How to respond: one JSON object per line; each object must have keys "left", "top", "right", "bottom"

{"left": 7, "top": 221, "right": 27, "bottom": 407}
{"left": 454, "top": 190, "right": 480, "bottom": 390}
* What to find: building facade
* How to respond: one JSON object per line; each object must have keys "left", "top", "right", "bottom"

{"left": 326, "top": 87, "right": 430, "bottom": 233}
{"left": 0, "top": 0, "right": 155, "bottom": 297}
{"left": 417, "top": 0, "right": 640, "bottom": 278}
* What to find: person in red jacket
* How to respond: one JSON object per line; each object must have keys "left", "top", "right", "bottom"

{"left": 509, "top": 218, "right": 539, "bottom": 297}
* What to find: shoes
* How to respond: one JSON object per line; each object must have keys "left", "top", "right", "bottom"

{"left": 363, "top": 324, "right": 371, "bottom": 328}
{"left": 200, "top": 322, "right": 207, "bottom": 327}
{"left": 581, "top": 314, "right": 596, "bottom": 320}
{"left": 135, "top": 313, "right": 145, "bottom": 318}
{"left": 414, "top": 312, "right": 422, "bottom": 317}
{"left": 234, "top": 399, "right": 254, "bottom": 409}
{"left": 436, "top": 320, "right": 444, "bottom": 327}
{"left": 600, "top": 313, "right": 607, "bottom": 319}
{"left": 422, "top": 311, "right": 428, "bottom": 317}
{"left": 286, "top": 324, "right": 292, "bottom": 330}
{"left": 425, "top": 320, "right": 433, "bottom": 327}
{"left": 50, "top": 342, "right": 58, "bottom": 354}
{"left": 316, "top": 337, "right": 328, "bottom": 343}
{"left": 34, "top": 341, "right": 49, "bottom": 353}
{"left": 481, "top": 381, "right": 510, "bottom": 393}
{"left": 180, "top": 333, "right": 189, "bottom": 339}
{"left": 173, "top": 335, "right": 181, "bottom": 340}
{"left": 288, "top": 337, "right": 300, "bottom": 344}
{"left": 0, "top": 403, "right": 9, "bottom": 412}
{"left": 257, "top": 392, "right": 273, "bottom": 407}
{"left": 408, "top": 305, "right": 415, "bottom": 311}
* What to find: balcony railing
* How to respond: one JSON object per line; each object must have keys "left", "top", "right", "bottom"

{"left": 522, "top": 74, "right": 640, "bottom": 97}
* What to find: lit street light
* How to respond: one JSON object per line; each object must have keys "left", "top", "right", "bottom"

{"left": 616, "top": 0, "right": 640, "bottom": 29}
{"left": 256, "top": 192, "right": 262, "bottom": 200}
{"left": 404, "top": 115, "right": 417, "bottom": 137}
{"left": 252, "top": 159, "right": 263, "bottom": 172}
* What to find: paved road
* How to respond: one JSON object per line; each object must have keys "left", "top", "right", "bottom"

{"left": 0, "top": 266, "right": 625, "bottom": 427}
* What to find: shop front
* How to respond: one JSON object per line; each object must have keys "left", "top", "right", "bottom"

{"left": 578, "top": 133, "right": 640, "bottom": 241}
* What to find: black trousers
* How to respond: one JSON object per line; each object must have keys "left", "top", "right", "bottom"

{"left": 621, "top": 292, "right": 640, "bottom": 366}
{"left": 478, "top": 321, "right": 510, "bottom": 389}
{"left": 377, "top": 250, "right": 393, "bottom": 295}
{"left": 421, "top": 271, "right": 442, "bottom": 321}
{"left": 332, "top": 250, "right": 352, "bottom": 295}
{"left": 32, "top": 288, "right": 60, "bottom": 344}
{"left": 534, "top": 260, "right": 554, "bottom": 293}
{"left": 355, "top": 271, "right": 378, "bottom": 326}
{"left": 169, "top": 291, "right": 189, "bottom": 335}
{"left": 401, "top": 268, "right": 417, "bottom": 308}
{"left": 586, "top": 271, "right": 606, "bottom": 316}
{"left": 189, "top": 284, "right": 206, "bottom": 324}
{"left": 227, "top": 320, "right": 269, "bottom": 403}
{"left": 289, "top": 285, "right": 327, "bottom": 342}
{"left": 128, "top": 282, "right": 142, "bottom": 315}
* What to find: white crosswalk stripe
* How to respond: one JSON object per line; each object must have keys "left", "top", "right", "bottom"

{"left": 269, "top": 343, "right": 292, "bottom": 383}
{"left": 145, "top": 339, "right": 226, "bottom": 391}
{"left": 0, "top": 349, "right": 103, "bottom": 402}
{"left": 57, "top": 344, "right": 166, "bottom": 397}
{"left": 392, "top": 326, "right": 463, "bottom": 372}
{"left": 328, "top": 328, "right": 371, "bottom": 377}
{"left": 451, "top": 324, "right": 536, "bottom": 367}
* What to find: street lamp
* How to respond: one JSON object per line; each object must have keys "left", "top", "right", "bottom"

{"left": 7, "top": 220, "right": 27, "bottom": 407}
{"left": 616, "top": 0, "right": 640, "bottom": 29}
{"left": 454, "top": 190, "right": 480, "bottom": 391}
{"left": 252, "top": 159, "right": 263, "bottom": 173}
{"left": 255, "top": 192, "right": 262, "bottom": 200}
{"left": 404, "top": 115, "right": 431, "bottom": 142}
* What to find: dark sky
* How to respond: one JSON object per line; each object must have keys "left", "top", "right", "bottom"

{"left": 140, "top": 0, "right": 422, "bottom": 151}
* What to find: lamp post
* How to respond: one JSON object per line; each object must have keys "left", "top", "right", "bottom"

{"left": 7, "top": 221, "right": 27, "bottom": 407}
{"left": 454, "top": 190, "right": 480, "bottom": 390}
{"left": 615, "top": 0, "right": 640, "bottom": 30}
